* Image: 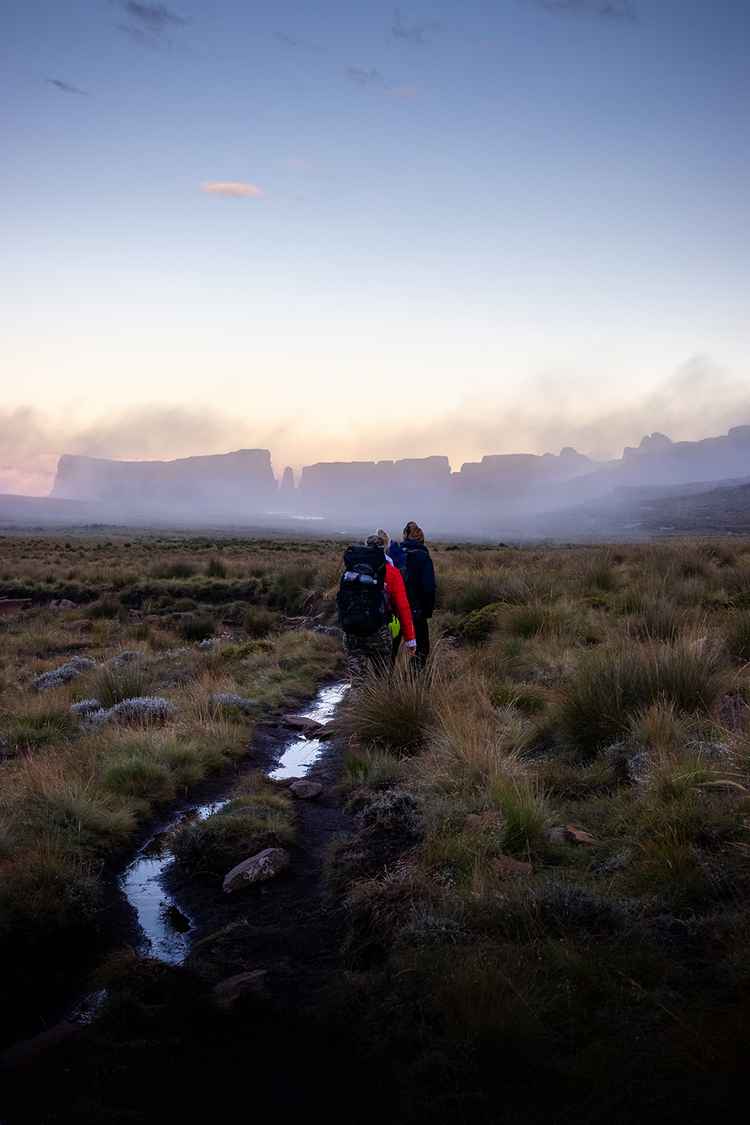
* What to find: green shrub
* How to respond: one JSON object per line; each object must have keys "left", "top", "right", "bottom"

{"left": 337, "top": 659, "right": 440, "bottom": 756}
{"left": 727, "top": 611, "right": 750, "bottom": 664}
{"left": 179, "top": 615, "right": 215, "bottom": 643}
{"left": 342, "top": 747, "right": 404, "bottom": 792}
{"left": 85, "top": 595, "right": 126, "bottom": 621}
{"left": 629, "top": 599, "right": 683, "bottom": 643}
{"left": 149, "top": 560, "right": 197, "bottom": 579}
{"left": 205, "top": 557, "right": 228, "bottom": 578}
{"left": 243, "top": 606, "right": 280, "bottom": 638}
{"left": 489, "top": 681, "right": 548, "bottom": 715}
{"left": 93, "top": 661, "right": 152, "bottom": 708}
{"left": 102, "top": 754, "right": 176, "bottom": 802}
{"left": 172, "top": 787, "right": 294, "bottom": 875}
{"left": 490, "top": 774, "right": 551, "bottom": 855}
{"left": 560, "top": 640, "right": 726, "bottom": 757}
{"left": 456, "top": 603, "right": 502, "bottom": 645}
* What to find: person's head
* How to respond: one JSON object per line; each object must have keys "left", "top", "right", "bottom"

{"left": 366, "top": 529, "right": 389, "bottom": 549}
{"left": 403, "top": 521, "right": 424, "bottom": 543}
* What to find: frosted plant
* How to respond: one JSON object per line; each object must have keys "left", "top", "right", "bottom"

{"left": 32, "top": 657, "right": 96, "bottom": 692}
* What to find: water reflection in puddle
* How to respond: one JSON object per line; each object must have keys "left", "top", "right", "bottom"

{"left": 270, "top": 682, "right": 349, "bottom": 781}
{"left": 120, "top": 681, "right": 349, "bottom": 964}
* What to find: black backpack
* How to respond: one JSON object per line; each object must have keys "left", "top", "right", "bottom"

{"left": 337, "top": 545, "right": 387, "bottom": 636}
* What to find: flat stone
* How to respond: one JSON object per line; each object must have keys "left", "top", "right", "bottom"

{"left": 563, "top": 824, "right": 597, "bottom": 847}
{"left": 493, "top": 855, "right": 533, "bottom": 879}
{"left": 316, "top": 723, "right": 337, "bottom": 741}
{"left": 283, "top": 715, "right": 323, "bottom": 733}
{"left": 290, "top": 779, "right": 323, "bottom": 800}
{"left": 223, "top": 847, "right": 290, "bottom": 894}
{"left": 213, "top": 970, "right": 268, "bottom": 1010}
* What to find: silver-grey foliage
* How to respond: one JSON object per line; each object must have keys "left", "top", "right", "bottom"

{"left": 32, "top": 657, "right": 96, "bottom": 693}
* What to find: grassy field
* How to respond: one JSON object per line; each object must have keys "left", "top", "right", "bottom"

{"left": 330, "top": 537, "right": 750, "bottom": 1120}
{"left": 2, "top": 532, "right": 750, "bottom": 1120}
{"left": 0, "top": 534, "right": 343, "bottom": 1041}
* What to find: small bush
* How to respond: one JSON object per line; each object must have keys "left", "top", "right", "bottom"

{"left": 629, "top": 599, "right": 683, "bottom": 643}
{"left": 149, "top": 560, "right": 197, "bottom": 579}
{"left": 205, "top": 556, "right": 228, "bottom": 578}
{"left": 342, "top": 747, "right": 404, "bottom": 792}
{"left": 560, "top": 640, "right": 726, "bottom": 757}
{"left": 456, "top": 603, "right": 502, "bottom": 645}
{"left": 172, "top": 782, "right": 294, "bottom": 874}
{"left": 727, "top": 611, "right": 750, "bottom": 664}
{"left": 337, "top": 659, "right": 440, "bottom": 755}
{"left": 102, "top": 754, "right": 176, "bottom": 802}
{"left": 490, "top": 774, "right": 551, "bottom": 855}
{"left": 85, "top": 595, "right": 125, "bottom": 621}
{"left": 93, "top": 662, "right": 152, "bottom": 708}
{"left": 179, "top": 615, "right": 215, "bottom": 643}
{"left": 243, "top": 606, "right": 280, "bottom": 638}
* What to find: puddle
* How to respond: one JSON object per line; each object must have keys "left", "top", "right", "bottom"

{"left": 119, "top": 797, "right": 229, "bottom": 964}
{"left": 270, "top": 681, "right": 350, "bottom": 781}
{"left": 119, "top": 680, "right": 349, "bottom": 964}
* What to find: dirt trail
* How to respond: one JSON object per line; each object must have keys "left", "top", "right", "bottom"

{"left": 1, "top": 686, "right": 381, "bottom": 1125}
{"left": 167, "top": 713, "right": 355, "bottom": 1007}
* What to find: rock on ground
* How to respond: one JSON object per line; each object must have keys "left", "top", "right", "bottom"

{"left": 213, "top": 970, "right": 268, "bottom": 1010}
{"left": 493, "top": 855, "right": 533, "bottom": 879}
{"left": 290, "top": 780, "right": 323, "bottom": 800}
{"left": 223, "top": 848, "right": 291, "bottom": 894}
{"left": 283, "top": 715, "right": 323, "bottom": 733}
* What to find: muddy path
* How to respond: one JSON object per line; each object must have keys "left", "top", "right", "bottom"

{"left": 167, "top": 702, "right": 354, "bottom": 1006}
{"left": 1, "top": 679, "right": 354, "bottom": 1070}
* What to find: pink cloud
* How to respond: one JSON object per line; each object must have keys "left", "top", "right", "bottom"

{"left": 201, "top": 181, "right": 263, "bottom": 198}
{"left": 390, "top": 85, "right": 417, "bottom": 99}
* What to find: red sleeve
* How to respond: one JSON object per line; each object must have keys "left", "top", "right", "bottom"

{"left": 385, "top": 564, "right": 415, "bottom": 642}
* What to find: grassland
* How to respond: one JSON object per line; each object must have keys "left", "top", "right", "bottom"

{"left": 2, "top": 533, "right": 750, "bottom": 1122}
{"left": 330, "top": 537, "right": 750, "bottom": 1120}
{"left": 0, "top": 533, "right": 343, "bottom": 1042}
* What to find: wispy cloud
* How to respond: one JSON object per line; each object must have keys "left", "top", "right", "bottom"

{"left": 47, "top": 78, "right": 89, "bottom": 96}
{"left": 346, "top": 66, "right": 385, "bottom": 87}
{"left": 121, "top": 2, "right": 185, "bottom": 31}
{"left": 116, "top": 2, "right": 187, "bottom": 47}
{"left": 273, "top": 30, "right": 321, "bottom": 52}
{"left": 391, "top": 8, "right": 440, "bottom": 45}
{"left": 528, "top": 0, "right": 637, "bottom": 21}
{"left": 201, "top": 182, "right": 264, "bottom": 198}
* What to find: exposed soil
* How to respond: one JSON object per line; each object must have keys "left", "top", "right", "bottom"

{"left": 0, "top": 694, "right": 383, "bottom": 1125}
{"left": 167, "top": 716, "right": 355, "bottom": 1004}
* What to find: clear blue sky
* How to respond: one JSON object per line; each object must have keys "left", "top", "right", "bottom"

{"left": 2, "top": 1, "right": 749, "bottom": 491}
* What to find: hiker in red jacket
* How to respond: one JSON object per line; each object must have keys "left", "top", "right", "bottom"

{"left": 338, "top": 532, "right": 416, "bottom": 683}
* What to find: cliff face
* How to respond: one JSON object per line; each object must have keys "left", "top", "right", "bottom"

{"left": 46, "top": 423, "right": 750, "bottom": 532}
{"left": 52, "top": 449, "right": 276, "bottom": 516}
{"left": 614, "top": 427, "right": 750, "bottom": 486}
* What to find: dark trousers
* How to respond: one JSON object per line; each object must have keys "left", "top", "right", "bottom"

{"left": 414, "top": 617, "right": 430, "bottom": 668}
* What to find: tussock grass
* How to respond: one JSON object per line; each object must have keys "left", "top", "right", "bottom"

{"left": 490, "top": 774, "right": 552, "bottom": 856}
{"left": 337, "top": 656, "right": 442, "bottom": 756}
{"left": 92, "top": 660, "right": 152, "bottom": 708}
{"left": 172, "top": 774, "right": 294, "bottom": 875}
{"left": 559, "top": 638, "right": 727, "bottom": 757}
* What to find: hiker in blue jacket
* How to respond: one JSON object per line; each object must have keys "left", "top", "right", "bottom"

{"left": 399, "top": 521, "right": 436, "bottom": 669}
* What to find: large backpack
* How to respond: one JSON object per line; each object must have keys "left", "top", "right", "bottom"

{"left": 337, "top": 545, "right": 387, "bottom": 636}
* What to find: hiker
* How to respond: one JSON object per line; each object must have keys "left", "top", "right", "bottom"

{"left": 374, "top": 528, "right": 408, "bottom": 663}
{"left": 337, "top": 532, "right": 416, "bottom": 684}
{"left": 400, "top": 521, "right": 436, "bottom": 669}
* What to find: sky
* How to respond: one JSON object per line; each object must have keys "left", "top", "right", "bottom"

{"left": 2, "top": 0, "right": 749, "bottom": 493}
